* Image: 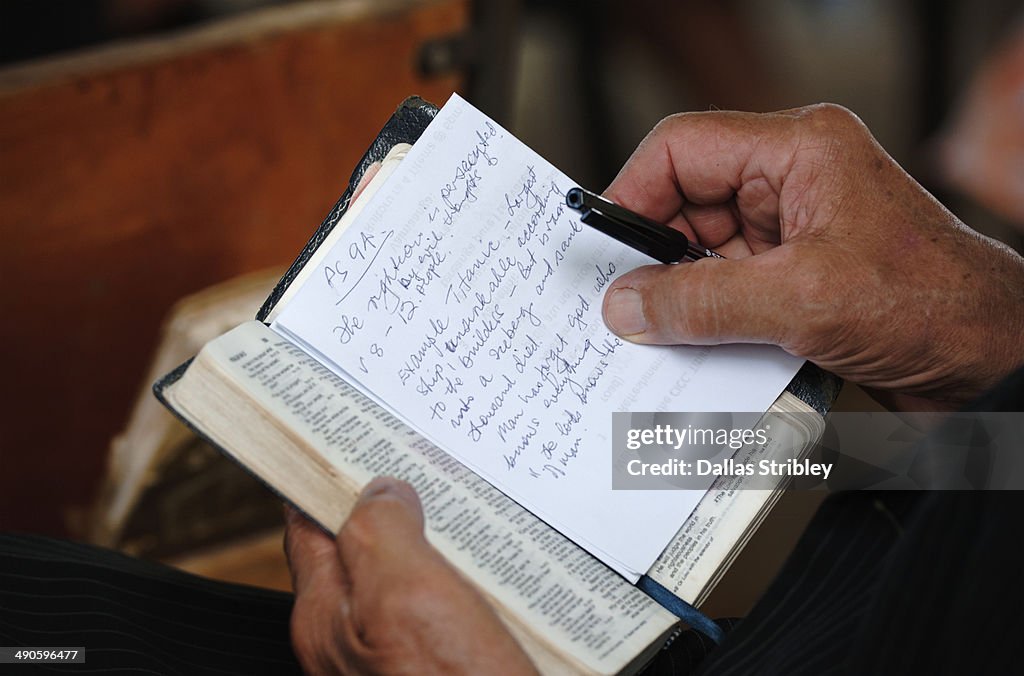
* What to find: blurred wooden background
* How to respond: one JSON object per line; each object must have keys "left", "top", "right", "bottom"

{"left": 0, "top": 0, "right": 469, "bottom": 536}
{"left": 2, "top": 0, "right": 1018, "bottom": 617}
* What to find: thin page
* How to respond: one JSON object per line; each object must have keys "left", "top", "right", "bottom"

{"left": 272, "top": 94, "right": 804, "bottom": 580}
{"left": 179, "top": 321, "right": 679, "bottom": 673}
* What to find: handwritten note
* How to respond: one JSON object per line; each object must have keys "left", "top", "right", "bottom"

{"left": 273, "top": 94, "right": 804, "bottom": 579}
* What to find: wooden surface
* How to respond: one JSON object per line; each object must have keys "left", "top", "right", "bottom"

{"left": 166, "top": 526, "right": 293, "bottom": 593}
{"left": 0, "top": 0, "right": 468, "bottom": 535}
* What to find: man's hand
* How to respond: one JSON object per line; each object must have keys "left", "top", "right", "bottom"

{"left": 285, "top": 478, "right": 536, "bottom": 675}
{"left": 601, "top": 104, "right": 1024, "bottom": 410}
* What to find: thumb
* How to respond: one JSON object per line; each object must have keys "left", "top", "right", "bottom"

{"left": 602, "top": 251, "right": 795, "bottom": 347}
{"left": 336, "top": 477, "right": 431, "bottom": 578}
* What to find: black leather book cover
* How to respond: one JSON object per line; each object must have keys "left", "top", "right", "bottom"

{"left": 256, "top": 96, "right": 440, "bottom": 322}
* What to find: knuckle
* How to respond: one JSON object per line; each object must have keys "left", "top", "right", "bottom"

{"left": 648, "top": 112, "right": 693, "bottom": 145}
{"left": 651, "top": 264, "right": 712, "bottom": 340}
{"left": 655, "top": 111, "right": 688, "bottom": 132}
{"left": 805, "top": 102, "right": 862, "bottom": 128}
{"left": 672, "top": 267, "right": 711, "bottom": 336}
{"left": 796, "top": 103, "right": 872, "bottom": 155}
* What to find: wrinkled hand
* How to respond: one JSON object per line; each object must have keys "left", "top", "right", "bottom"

{"left": 285, "top": 478, "right": 536, "bottom": 675}
{"left": 601, "top": 104, "right": 1024, "bottom": 410}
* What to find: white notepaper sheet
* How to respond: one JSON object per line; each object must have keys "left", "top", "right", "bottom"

{"left": 273, "top": 94, "right": 804, "bottom": 580}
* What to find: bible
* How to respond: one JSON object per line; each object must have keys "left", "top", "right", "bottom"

{"left": 156, "top": 95, "right": 838, "bottom": 674}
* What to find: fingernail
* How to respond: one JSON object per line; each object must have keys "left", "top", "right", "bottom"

{"left": 605, "top": 288, "right": 647, "bottom": 336}
{"left": 358, "top": 478, "right": 399, "bottom": 503}
{"left": 358, "top": 478, "right": 419, "bottom": 511}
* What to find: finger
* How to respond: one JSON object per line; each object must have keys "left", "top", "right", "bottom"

{"left": 285, "top": 506, "right": 360, "bottom": 675}
{"left": 602, "top": 249, "right": 798, "bottom": 347}
{"left": 710, "top": 231, "right": 757, "bottom": 259}
{"left": 604, "top": 110, "right": 802, "bottom": 242}
{"left": 678, "top": 203, "right": 744, "bottom": 251}
{"left": 681, "top": 189, "right": 783, "bottom": 254}
{"left": 335, "top": 480, "right": 536, "bottom": 673}
{"left": 331, "top": 478, "right": 434, "bottom": 660}
{"left": 336, "top": 478, "right": 430, "bottom": 582}
{"left": 284, "top": 505, "right": 348, "bottom": 597}
{"left": 642, "top": 203, "right": 759, "bottom": 259}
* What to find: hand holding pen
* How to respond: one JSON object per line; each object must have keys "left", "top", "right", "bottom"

{"left": 575, "top": 106, "right": 1024, "bottom": 411}
{"left": 566, "top": 187, "right": 723, "bottom": 264}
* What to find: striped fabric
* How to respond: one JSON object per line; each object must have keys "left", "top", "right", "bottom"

{"left": 679, "top": 491, "right": 1024, "bottom": 676}
{"left": 2, "top": 367, "right": 1020, "bottom": 674}
{"left": 657, "top": 366, "right": 1024, "bottom": 674}
{"left": 0, "top": 535, "right": 300, "bottom": 674}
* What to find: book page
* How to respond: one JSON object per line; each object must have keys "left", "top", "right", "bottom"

{"left": 266, "top": 144, "right": 412, "bottom": 321}
{"left": 646, "top": 395, "right": 824, "bottom": 605}
{"left": 175, "top": 321, "right": 678, "bottom": 674}
{"left": 272, "top": 93, "right": 804, "bottom": 580}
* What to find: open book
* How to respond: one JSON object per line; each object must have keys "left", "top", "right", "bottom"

{"left": 157, "top": 96, "right": 838, "bottom": 674}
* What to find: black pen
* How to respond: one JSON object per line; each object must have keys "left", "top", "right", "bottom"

{"left": 565, "top": 187, "right": 723, "bottom": 264}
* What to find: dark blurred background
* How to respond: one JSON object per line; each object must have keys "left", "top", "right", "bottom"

{"left": 2, "top": 0, "right": 1022, "bottom": 607}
